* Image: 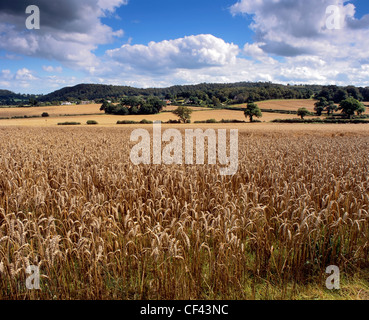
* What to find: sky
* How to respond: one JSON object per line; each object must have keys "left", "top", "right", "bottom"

{"left": 0, "top": 0, "right": 369, "bottom": 94}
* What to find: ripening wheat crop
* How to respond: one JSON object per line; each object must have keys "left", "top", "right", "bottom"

{"left": 0, "top": 126, "right": 368, "bottom": 300}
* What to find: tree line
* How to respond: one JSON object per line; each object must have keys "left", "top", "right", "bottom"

{"left": 2, "top": 82, "right": 369, "bottom": 108}
{"left": 40, "top": 82, "right": 317, "bottom": 106}
{"left": 315, "top": 85, "right": 369, "bottom": 103}
{"left": 101, "top": 96, "right": 166, "bottom": 115}
{"left": 172, "top": 97, "right": 366, "bottom": 124}
{"left": 37, "top": 82, "right": 320, "bottom": 104}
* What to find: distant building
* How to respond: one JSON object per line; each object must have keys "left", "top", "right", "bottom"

{"left": 61, "top": 102, "right": 72, "bottom": 105}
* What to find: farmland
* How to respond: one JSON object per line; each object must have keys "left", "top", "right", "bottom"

{"left": 0, "top": 100, "right": 322, "bottom": 127}
{"left": 0, "top": 104, "right": 104, "bottom": 118}
{"left": 0, "top": 98, "right": 368, "bottom": 300}
{"left": 232, "top": 99, "right": 318, "bottom": 112}
{"left": 2, "top": 0, "right": 369, "bottom": 304}
{"left": 0, "top": 125, "right": 368, "bottom": 300}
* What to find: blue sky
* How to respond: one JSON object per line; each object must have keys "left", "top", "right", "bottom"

{"left": 103, "top": 0, "right": 252, "bottom": 47}
{"left": 1, "top": 0, "right": 369, "bottom": 94}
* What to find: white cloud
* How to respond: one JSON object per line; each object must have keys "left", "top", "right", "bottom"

{"left": 0, "top": 81, "right": 10, "bottom": 88}
{"left": 0, "top": 67, "right": 80, "bottom": 93}
{"left": 243, "top": 43, "right": 277, "bottom": 64}
{"left": 0, "top": 69, "right": 12, "bottom": 88}
{"left": 15, "top": 68, "right": 37, "bottom": 81}
{"left": 106, "top": 34, "right": 240, "bottom": 73}
{"left": 1, "top": 70, "right": 12, "bottom": 80}
{"left": 43, "top": 66, "right": 63, "bottom": 73}
{"left": 0, "top": 0, "right": 127, "bottom": 71}
{"left": 230, "top": 0, "right": 367, "bottom": 59}
{"left": 2, "top": 0, "right": 369, "bottom": 93}
{"left": 98, "top": 0, "right": 128, "bottom": 12}
{"left": 226, "top": 0, "right": 369, "bottom": 87}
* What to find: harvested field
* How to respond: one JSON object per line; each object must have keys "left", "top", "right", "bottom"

{"left": 0, "top": 104, "right": 209, "bottom": 119}
{"left": 232, "top": 99, "right": 317, "bottom": 112}
{"left": 235, "top": 99, "right": 369, "bottom": 115}
{"left": 0, "top": 100, "right": 367, "bottom": 124}
{"left": 0, "top": 109, "right": 318, "bottom": 127}
{"left": 0, "top": 104, "right": 104, "bottom": 118}
{"left": 162, "top": 105, "right": 211, "bottom": 112}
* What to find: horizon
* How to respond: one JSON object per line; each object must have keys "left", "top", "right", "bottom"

{"left": 0, "top": 80, "right": 327, "bottom": 95}
{"left": 4, "top": 81, "right": 363, "bottom": 98}
{"left": 1, "top": 1, "right": 369, "bottom": 94}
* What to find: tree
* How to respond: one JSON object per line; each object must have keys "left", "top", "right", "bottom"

{"left": 345, "top": 86, "right": 363, "bottom": 101}
{"left": 145, "top": 96, "right": 166, "bottom": 114}
{"left": 333, "top": 89, "right": 348, "bottom": 103}
{"left": 100, "top": 100, "right": 111, "bottom": 111}
{"left": 356, "top": 103, "right": 366, "bottom": 116}
{"left": 314, "top": 98, "right": 328, "bottom": 116}
{"left": 297, "top": 108, "right": 310, "bottom": 120}
{"left": 339, "top": 97, "right": 365, "bottom": 119}
{"left": 102, "top": 96, "right": 165, "bottom": 115}
{"left": 29, "top": 98, "right": 38, "bottom": 106}
{"left": 172, "top": 106, "right": 193, "bottom": 123}
{"left": 316, "top": 98, "right": 337, "bottom": 116}
{"left": 360, "top": 87, "right": 369, "bottom": 101}
{"left": 115, "top": 106, "right": 130, "bottom": 115}
{"left": 130, "top": 106, "right": 139, "bottom": 115}
{"left": 138, "top": 97, "right": 165, "bottom": 115}
{"left": 244, "top": 103, "right": 262, "bottom": 122}
{"left": 41, "top": 112, "right": 49, "bottom": 117}
{"left": 165, "top": 93, "right": 175, "bottom": 101}
{"left": 189, "top": 96, "right": 200, "bottom": 105}
{"left": 326, "top": 101, "right": 338, "bottom": 116}
{"left": 121, "top": 96, "right": 144, "bottom": 109}
{"left": 211, "top": 96, "right": 222, "bottom": 108}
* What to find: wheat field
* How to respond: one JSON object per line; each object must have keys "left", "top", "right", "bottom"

{"left": 0, "top": 104, "right": 209, "bottom": 119}
{"left": 0, "top": 126, "right": 368, "bottom": 300}
{"left": 0, "top": 101, "right": 313, "bottom": 119}
{"left": 0, "top": 104, "right": 105, "bottom": 118}
{"left": 0, "top": 109, "right": 317, "bottom": 127}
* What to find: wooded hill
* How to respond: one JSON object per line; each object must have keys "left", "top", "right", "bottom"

{"left": 38, "top": 82, "right": 318, "bottom": 104}
{"left": 0, "top": 90, "right": 36, "bottom": 105}
{"left": 1, "top": 82, "right": 369, "bottom": 106}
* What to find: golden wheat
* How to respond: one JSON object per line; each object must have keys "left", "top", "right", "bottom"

{"left": 0, "top": 126, "right": 368, "bottom": 299}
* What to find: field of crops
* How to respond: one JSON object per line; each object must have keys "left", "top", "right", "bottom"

{"left": 248, "top": 99, "right": 317, "bottom": 112}
{"left": 0, "top": 126, "right": 368, "bottom": 300}
{"left": 0, "top": 104, "right": 210, "bottom": 119}
{"left": 0, "top": 103, "right": 319, "bottom": 127}
{"left": 0, "top": 104, "right": 105, "bottom": 118}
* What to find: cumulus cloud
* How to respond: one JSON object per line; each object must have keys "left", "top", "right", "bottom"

{"left": 0, "top": 67, "right": 80, "bottom": 92}
{"left": 43, "top": 66, "right": 63, "bottom": 73}
{"left": 230, "top": 0, "right": 367, "bottom": 58}
{"left": 0, "top": 68, "right": 39, "bottom": 89}
{"left": 1, "top": 70, "right": 12, "bottom": 80}
{"left": 0, "top": 0, "right": 126, "bottom": 71}
{"left": 2, "top": 0, "right": 369, "bottom": 93}
{"left": 15, "top": 68, "right": 37, "bottom": 81}
{"left": 106, "top": 34, "right": 240, "bottom": 73}
{"left": 225, "top": 0, "right": 369, "bottom": 87}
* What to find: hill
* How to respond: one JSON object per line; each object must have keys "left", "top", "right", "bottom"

{"left": 38, "top": 82, "right": 320, "bottom": 104}
{"left": 2, "top": 82, "right": 369, "bottom": 106}
{"left": 39, "top": 84, "right": 144, "bottom": 102}
{"left": 0, "top": 90, "right": 36, "bottom": 105}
